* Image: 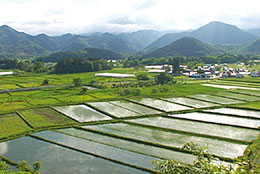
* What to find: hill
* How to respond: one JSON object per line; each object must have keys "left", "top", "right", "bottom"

{"left": 41, "top": 47, "right": 123, "bottom": 62}
{"left": 142, "top": 37, "right": 217, "bottom": 58}
{"left": 247, "top": 28, "right": 260, "bottom": 37}
{"left": 243, "top": 39, "right": 260, "bottom": 53}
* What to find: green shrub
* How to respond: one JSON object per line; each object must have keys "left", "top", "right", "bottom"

{"left": 137, "top": 73, "right": 149, "bottom": 80}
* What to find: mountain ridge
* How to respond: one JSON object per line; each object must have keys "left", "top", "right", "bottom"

{"left": 146, "top": 21, "right": 257, "bottom": 49}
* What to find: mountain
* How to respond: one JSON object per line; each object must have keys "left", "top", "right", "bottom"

{"left": 247, "top": 29, "right": 260, "bottom": 37}
{"left": 10, "top": 40, "right": 50, "bottom": 55}
{"left": 145, "top": 32, "right": 190, "bottom": 50}
{"left": 146, "top": 21, "right": 257, "bottom": 49}
{"left": 0, "top": 25, "right": 29, "bottom": 46}
{"left": 191, "top": 21, "right": 256, "bottom": 45}
{"left": 118, "top": 30, "right": 166, "bottom": 50}
{"left": 86, "top": 33, "right": 136, "bottom": 53}
{"left": 243, "top": 39, "right": 260, "bottom": 53}
{"left": 142, "top": 37, "right": 217, "bottom": 58}
{"left": 0, "top": 23, "right": 258, "bottom": 58}
{"left": 0, "top": 25, "right": 137, "bottom": 57}
{"left": 41, "top": 47, "right": 123, "bottom": 62}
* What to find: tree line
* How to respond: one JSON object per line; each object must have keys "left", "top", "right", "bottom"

{"left": 0, "top": 58, "right": 113, "bottom": 74}
{"left": 0, "top": 59, "right": 50, "bottom": 72}
{"left": 123, "top": 54, "right": 258, "bottom": 68}
{"left": 54, "top": 58, "right": 113, "bottom": 74}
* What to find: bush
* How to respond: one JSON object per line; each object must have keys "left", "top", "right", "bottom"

{"left": 80, "top": 87, "right": 88, "bottom": 94}
{"left": 137, "top": 73, "right": 149, "bottom": 80}
{"left": 118, "top": 88, "right": 141, "bottom": 96}
{"left": 153, "top": 142, "right": 258, "bottom": 174}
{"left": 0, "top": 160, "right": 42, "bottom": 174}
{"left": 42, "top": 79, "right": 49, "bottom": 85}
{"left": 155, "top": 72, "right": 173, "bottom": 84}
{"left": 73, "top": 78, "right": 82, "bottom": 87}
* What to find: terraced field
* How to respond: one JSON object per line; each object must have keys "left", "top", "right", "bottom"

{"left": 129, "top": 98, "right": 191, "bottom": 112}
{"left": 0, "top": 88, "right": 259, "bottom": 173}
{"left": 189, "top": 94, "right": 244, "bottom": 104}
{"left": 164, "top": 97, "right": 218, "bottom": 108}
{"left": 53, "top": 104, "right": 112, "bottom": 122}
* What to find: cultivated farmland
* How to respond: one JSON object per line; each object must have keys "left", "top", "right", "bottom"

{"left": 0, "top": 73, "right": 259, "bottom": 173}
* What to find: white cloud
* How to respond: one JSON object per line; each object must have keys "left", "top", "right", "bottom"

{"left": 0, "top": 0, "right": 260, "bottom": 35}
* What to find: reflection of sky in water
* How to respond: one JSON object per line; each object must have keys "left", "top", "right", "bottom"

{"left": 88, "top": 102, "right": 139, "bottom": 117}
{"left": 0, "top": 72, "right": 14, "bottom": 76}
{"left": 205, "top": 108, "right": 260, "bottom": 119}
{"left": 202, "top": 84, "right": 260, "bottom": 91}
{"left": 169, "top": 112, "right": 260, "bottom": 128}
{"left": 2, "top": 136, "right": 148, "bottom": 174}
{"left": 0, "top": 142, "right": 8, "bottom": 155}
{"left": 54, "top": 105, "right": 110, "bottom": 122}
{"left": 134, "top": 98, "right": 191, "bottom": 112}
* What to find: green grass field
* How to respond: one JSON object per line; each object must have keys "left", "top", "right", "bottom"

{"left": 18, "top": 108, "right": 76, "bottom": 128}
{"left": 0, "top": 114, "right": 31, "bottom": 139}
{"left": 0, "top": 68, "right": 138, "bottom": 90}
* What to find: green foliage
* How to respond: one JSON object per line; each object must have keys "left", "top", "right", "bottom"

{"left": 155, "top": 72, "right": 173, "bottom": 84}
{"left": 0, "top": 59, "right": 50, "bottom": 73}
{"left": 73, "top": 78, "right": 82, "bottom": 87}
{"left": 169, "top": 57, "right": 181, "bottom": 75}
{"left": 42, "top": 79, "right": 49, "bottom": 85}
{"left": 112, "top": 80, "right": 155, "bottom": 88}
{"left": 80, "top": 87, "right": 88, "bottom": 94}
{"left": 54, "top": 58, "right": 113, "bottom": 74}
{"left": 136, "top": 73, "right": 149, "bottom": 80}
{"left": 152, "top": 85, "right": 171, "bottom": 93}
{"left": 0, "top": 160, "right": 41, "bottom": 174}
{"left": 118, "top": 88, "right": 141, "bottom": 96}
{"left": 153, "top": 142, "right": 258, "bottom": 174}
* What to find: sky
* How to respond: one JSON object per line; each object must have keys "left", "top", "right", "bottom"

{"left": 0, "top": 0, "right": 260, "bottom": 36}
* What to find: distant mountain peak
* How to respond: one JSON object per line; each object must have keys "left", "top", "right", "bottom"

{"left": 0, "top": 25, "right": 18, "bottom": 32}
{"left": 0, "top": 25, "right": 12, "bottom": 29}
{"left": 201, "top": 21, "right": 238, "bottom": 29}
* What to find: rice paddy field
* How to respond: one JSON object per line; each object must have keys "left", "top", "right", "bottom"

{"left": 189, "top": 94, "right": 244, "bottom": 104}
{"left": 53, "top": 105, "right": 112, "bottom": 122}
{"left": 129, "top": 98, "right": 192, "bottom": 112}
{"left": 164, "top": 97, "right": 219, "bottom": 108}
{"left": 0, "top": 71, "right": 260, "bottom": 173}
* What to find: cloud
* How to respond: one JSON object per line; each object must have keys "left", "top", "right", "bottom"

{"left": 134, "top": 0, "right": 158, "bottom": 10}
{"left": 107, "top": 14, "right": 135, "bottom": 25}
{"left": 0, "top": 0, "right": 260, "bottom": 35}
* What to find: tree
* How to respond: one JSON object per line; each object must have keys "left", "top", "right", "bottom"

{"left": 155, "top": 72, "right": 173, "bottom": 84}
{"left": 80, "top": 87, "right": 88, "bottom": 94}
{"left": 169, "top": 57, "right": 180, "bottom": 76}
{"left": 73, "top": 78, "right": 82, "bottom": 87}
{"left": 17, "top": 61, "right": 31, "bottom": 72}
{"left": 153, "top": 142, "right": 258, "bottom": 174}
{"left": 137, "top": 73, "right": 149, "bottom": 80}
{"left": 42, "top": 79, "right": 49, "bottom": 85}
{"left": 32, "top": 61, "right": 47, "bottom": 73}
